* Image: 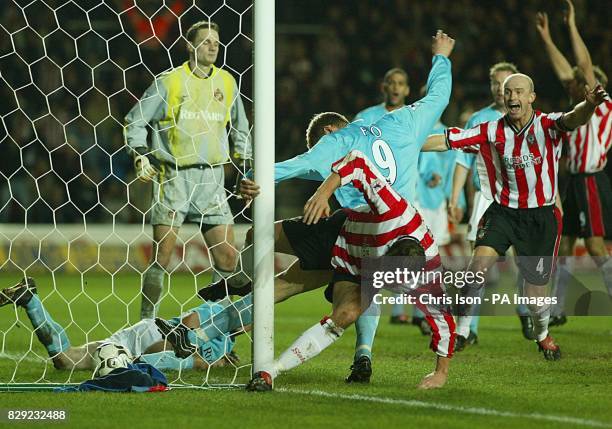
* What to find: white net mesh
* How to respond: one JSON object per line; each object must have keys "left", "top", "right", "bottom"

{"left": 0, "top": 0, "right": 255, "bottom": 389}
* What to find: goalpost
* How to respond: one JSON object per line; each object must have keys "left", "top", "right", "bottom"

{"left": 0, "top": 0, "right": 274, "bottom": 390}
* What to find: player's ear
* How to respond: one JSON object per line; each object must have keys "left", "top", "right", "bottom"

{"left": 405, "top": 85, "right": 410, "bottom": 98}
{"left": 529, "top": 91, "right": 536, "bottom": 104}
{"left": 323, "top": 125, "right": 335, "bottom": 135}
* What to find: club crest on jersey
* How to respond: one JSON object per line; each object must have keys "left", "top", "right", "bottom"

{"left": 214, "top": 88, "right": 224, "bottom": 102}
{"left": 371, "top": 179, "right": 384, "bottom": 191}
{"left": 527, "top": 134, "right": 536, "bottom": 145}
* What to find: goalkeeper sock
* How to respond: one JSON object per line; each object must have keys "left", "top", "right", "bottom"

{"left": 354, "top": 303, "right": 380, "bottom": 361}
{"left": 24, "top": 295, "right": 70, "bottom": 356}
{"left": 193, "top": 294, "right": 253, "bottom": 342}
{"left": 141, "top": 263, "right": 165, "bottom": 319}
{"left": 272, "top": 317, "right": 343, "bottom": 378}
{"left": 139, "top": 351, "right": 194, "bottom": 370}
{"left": 456, "top": 315, "right": 472, "bottom": 338}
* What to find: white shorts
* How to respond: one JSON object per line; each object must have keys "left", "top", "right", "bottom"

{"left": 417, "top": 203, "right": 450, "bottom": 246}
{"left": 466, "top": 191, "right": 493, "bottom": 242}
{"left": 105, "top": 319, "right": 163, "bottom": 357}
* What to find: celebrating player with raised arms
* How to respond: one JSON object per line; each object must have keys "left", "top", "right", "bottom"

{"left": 536, "top": 0, "right": 612, "bottom": 325}
{"left": 424, "top": 72, "right": 609, "bottom": 360}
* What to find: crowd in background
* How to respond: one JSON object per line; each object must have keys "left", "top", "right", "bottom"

{"left": 1, "top": 0, "right": 610, "bottom": 223}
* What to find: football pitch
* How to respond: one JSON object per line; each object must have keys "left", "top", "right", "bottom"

{"left": 0, "top": 272, "right": 611, "bottom": 429}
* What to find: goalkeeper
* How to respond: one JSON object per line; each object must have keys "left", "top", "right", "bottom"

{"left": 0, "top": 278, "right": 237, "bottom": 372}
{"left": 124, "top": 20, "right": 252, "bottom": 320}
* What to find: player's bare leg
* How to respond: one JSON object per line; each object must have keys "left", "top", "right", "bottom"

{"left": 455, "top": 245, "right": 498, "bottom": 350}
{"left": 52, "top": 342, "right": 100, "bottom": 370}
{"left": 202, "top": 223, "right": 238, "bottom": 281}
{"left": 523, "top": 280, "right": 561, "bottom": 360}
{"left": 418, "top": 356, "right": 450, "bottom": 389}
{"left": 141, "top": 225, "right": 178, "bottom": 319}
{"left": 249, "top": 281, "right": 361, "bottom": 390}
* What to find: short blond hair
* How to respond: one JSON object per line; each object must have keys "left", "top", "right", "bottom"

{"left": 489, "top": 62, "right": 518, "bottom": 79}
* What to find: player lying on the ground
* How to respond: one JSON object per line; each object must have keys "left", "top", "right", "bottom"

{"left": 0, "top": 278, "right": 237, "bottom": 372}
{"left": 423, "top": 73, "right": 609, "bottom": 360}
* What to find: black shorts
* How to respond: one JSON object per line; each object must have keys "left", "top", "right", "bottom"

{"left": 475, "top": 202, "right": 562, "bottom": 285}
{"left": 561, "top": 171, "right": 612, "bottom": 239}
{"left": 323, "top": 271, "right": 361, "bottom": 303}
{"left": 282, "top": 209, "right": 347, "bottom": 271}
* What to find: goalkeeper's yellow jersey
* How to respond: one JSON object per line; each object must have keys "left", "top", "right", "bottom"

{"left": 124, "top": 62, "right": 252, "bottom": 167}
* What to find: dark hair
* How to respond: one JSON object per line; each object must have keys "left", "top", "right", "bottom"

{"left": 386, "top": 236, "right": 426, "bottom": 272}
{"left": 186, "top": 21, "right": 220, "bottom": 44}
{"left": 305, "top": 112, "right": 349, "bottom": 149}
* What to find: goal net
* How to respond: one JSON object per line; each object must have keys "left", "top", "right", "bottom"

{"left": 0, "top": 0, "right": 273, "bottom": 390}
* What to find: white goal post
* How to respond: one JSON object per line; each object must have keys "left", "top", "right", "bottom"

{"left": 252, "top": 0, "right": 275, "bottom": 381}
{"left": 0, "top": 0, "right": 274, "bottom": 390}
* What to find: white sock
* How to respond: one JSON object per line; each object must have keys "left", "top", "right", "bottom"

{"left": 551, "top": 257, "right": 573, "bottom": 316}
{"left": 530, "top": 305, "right": 551, "bottom": 342}
{"left": 456, "top": 315, "right": 472, "bottom": 338}
{"left": 271, "top": 317, "right": 344, "bottom": 378}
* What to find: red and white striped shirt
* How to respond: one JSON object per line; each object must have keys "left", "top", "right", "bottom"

{"left": 445, "top": 111, "right": 568, "bottom": 209}
{"left": 329, "top": 150, "right": 440, "bottom": 278}
{"left": 564, "top": 99, "right": 612, "bottom": 174}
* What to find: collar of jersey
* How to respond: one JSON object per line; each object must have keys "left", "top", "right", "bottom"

{"left": 504, "top": 110, "right": 535, "bottom": 136}
{"left": 183, "top": 61, "right": 217, "bottom": 80}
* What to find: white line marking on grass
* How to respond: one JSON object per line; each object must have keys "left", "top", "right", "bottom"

{"left": 279, "top": 388, "right": 612, "bottom": 428}
{"left": 0, "top": 352, "right": 46, "bottom": 364}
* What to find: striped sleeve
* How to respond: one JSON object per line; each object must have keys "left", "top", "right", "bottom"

{"left": 331, "top": 150, "right": 403, "bottom": 215}
{"left": 444, "top": 123, "right": 488, "bottom": 153}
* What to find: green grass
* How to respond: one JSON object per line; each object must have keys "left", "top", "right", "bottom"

{"left": 0, "top": 272, "right": 611, "bottom": 429}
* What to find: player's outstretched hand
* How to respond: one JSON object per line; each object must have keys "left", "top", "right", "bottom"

{"left": 535, "top": 12, "right": 551, "bottom": 41}
{"left": 134, "top": 155, "right": 158, "bottom": 182}
{"left": 303, "top": 191, "right": 331, "bottom": 225}
{"left": 431, "top": 29, "right": 455, "bottom": 58}
{"left": 585, "top": 84, "right": 608, "bottom": 106}
{"left": 563, "top": 0, "right": 576, "bottom": 27}
{"left": 239, "top": 178, "right": 260, "bottom": 200}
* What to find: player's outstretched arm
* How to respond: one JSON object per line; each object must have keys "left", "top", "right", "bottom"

{"left": 431, "top": 29, "right": 455, "bottom": 58}
{"left": 535, "top": 11, "right": 574, "bottom": 85}
{"left": 562, "top": 84, "right": 609, "bottom": 130}
{"left": 421, "top": 134, "right": 448, "bottom": 152}
{"left": 448, "top": 163, "right": 470, "bottom": 223}
{"left": 303, "top": 173, "right": 340, "bottom": 225}
{"left": 564, "top": 0, "right": 597, "bottom": 88}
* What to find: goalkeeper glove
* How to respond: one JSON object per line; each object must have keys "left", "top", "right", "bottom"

{"left": 134, "top": 154, "right": 159, "bottom": 183}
